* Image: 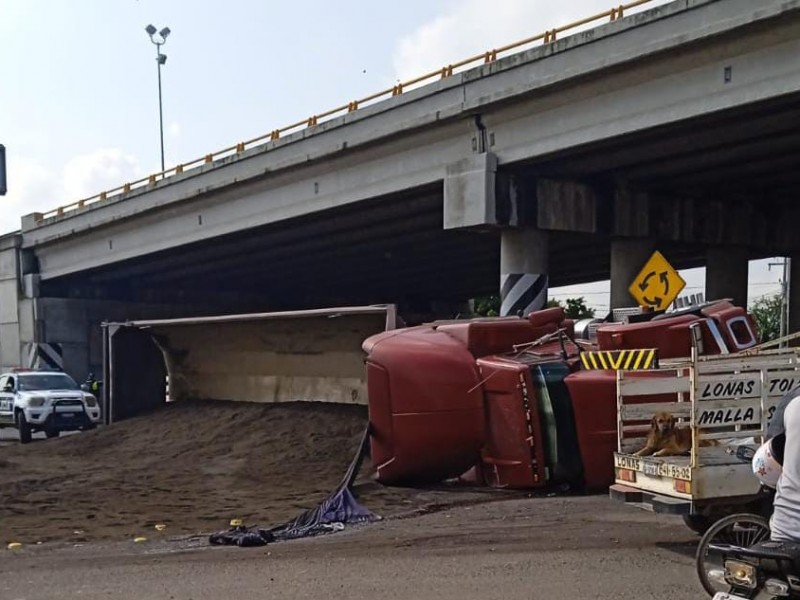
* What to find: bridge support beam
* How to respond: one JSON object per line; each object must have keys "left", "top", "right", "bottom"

{"left": 610, "top": 239, "right": 655, "bottom": 310}
{"left": 443, "top": 153, "right": 499, "bottom": 229}
{"left": 705, "top": 246, "right": 749, "bottom": 308}
{"left": 499, "top": 228, "right": 549, "bottom": 317}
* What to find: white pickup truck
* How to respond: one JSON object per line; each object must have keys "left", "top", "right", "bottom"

{"left": 0, "top": 370, "right": 101, "bottom": 443}
{"left": 609, "top": 347, "right": 798, "bottom": 532}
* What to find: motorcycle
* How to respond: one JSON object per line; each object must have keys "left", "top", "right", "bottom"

{"left": 697, "top": 446, "right": 799, "bottom": 599}
{"left": 704, "top": 538, "right": 800, "bottom": 599}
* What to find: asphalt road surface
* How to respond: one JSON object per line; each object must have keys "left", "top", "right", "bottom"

{"left": 0, "top": 495, "right": 704, "bottom": 600}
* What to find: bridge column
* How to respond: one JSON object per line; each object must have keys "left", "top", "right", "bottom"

{"left": 705, "top": 246, "right": 749, "bottom": 307}
{"left": 0, "top": 237, "right": 23, "bottom": 371}
{"left": 610, "top": 239, "right": 655, "bottom": 310}
{"left": 499, "top": 228, "right": 549, "bottom": 317}
{"left": 0, "top": 239, "right": 45, "bottom": 372}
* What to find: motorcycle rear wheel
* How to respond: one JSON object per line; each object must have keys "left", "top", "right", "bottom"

{"left": 695, "top": 512, "right": 770, "bottom": 597}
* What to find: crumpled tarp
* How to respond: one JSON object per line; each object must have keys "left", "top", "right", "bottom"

{"left": 209, "top": 425, "right": 377, "bottom": 547}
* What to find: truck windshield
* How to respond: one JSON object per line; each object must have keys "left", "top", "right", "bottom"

{"left": 18, "top": 374, "right": 79, "bottom": 391}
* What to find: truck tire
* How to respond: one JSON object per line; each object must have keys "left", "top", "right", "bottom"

{"left": 45, "top": 428, "right": 59, "bottom": 439}
{"left": 17, "top": 412, "right": 32, "bottom": 444}
{"left": 682, "top": 514, "right": 715, "bottom": 535}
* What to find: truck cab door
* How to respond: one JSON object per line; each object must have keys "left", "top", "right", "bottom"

{"left": 476, "top": 357, "right": 547, "bottom": 489}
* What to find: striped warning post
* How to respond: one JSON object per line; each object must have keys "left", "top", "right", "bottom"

{"left": 579, "top": 348, "right": 658, "bottom": 371}
{"left": 25, "top": 343, "right": 64, "bottom": 371}
{"left": 500, "top": 273, "right": 548, "bottom": 317}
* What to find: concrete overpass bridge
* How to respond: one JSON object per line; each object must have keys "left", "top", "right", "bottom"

{"left": 2, "top": 0, "right": 800, "bottom": 378}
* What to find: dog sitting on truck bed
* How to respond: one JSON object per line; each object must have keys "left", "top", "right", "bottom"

{"left": 635, "top": 411, "right": 693, "bottom": 457}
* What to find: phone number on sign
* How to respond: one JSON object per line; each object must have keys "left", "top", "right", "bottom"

{"left": 615, "top": 454, "right": 691, "bottom": 481}
{"left": 649, "top": 462, "right": 691, "bottom": 481}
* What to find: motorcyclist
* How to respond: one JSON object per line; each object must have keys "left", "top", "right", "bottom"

{"left": 759, "top": 388, "right": 800, "bottom": 543}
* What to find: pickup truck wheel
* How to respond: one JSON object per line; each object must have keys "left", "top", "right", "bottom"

{"left": 16, "top": 412, "right": 32, "bottom": 444}
{"left": 682, "top": 514, "right": 715, "bottom": 535}
{"left": 45, "top": 428, "right": 59, "bottom": 439}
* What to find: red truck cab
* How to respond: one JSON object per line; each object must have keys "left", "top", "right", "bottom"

{"left": 363, "top": 301, "right": 759, "bottom": 490}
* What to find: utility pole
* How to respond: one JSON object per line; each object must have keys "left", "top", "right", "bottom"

{"left": 785, "top": 257, "right": 792, "bottom": 344}
{"left": 769, "top": 258, "right": 792, "bottom": 346}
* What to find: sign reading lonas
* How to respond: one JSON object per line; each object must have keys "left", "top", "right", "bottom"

{"left": 628, "top": 251, "right": 686, "bottom": 311}
{"left": 697, "top": 373, "right": 800, "bottom": 400}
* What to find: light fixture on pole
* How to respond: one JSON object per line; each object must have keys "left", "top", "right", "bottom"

{"left": 145, "top": 24, "right": 171, "bottom": 172}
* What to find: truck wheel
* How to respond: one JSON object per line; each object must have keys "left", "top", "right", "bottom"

{"left": 682, "top": 514, "right": 715, "bottom": 535}
{"left": 16, "top": 412, "right": 32, "bottom": 444}
{"left": 45, "top": 428, "right": 60, "bottom": 439}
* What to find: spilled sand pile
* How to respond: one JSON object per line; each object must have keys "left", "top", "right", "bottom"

{"left": 0, "top": 400, "right": 484, "bottom": 543}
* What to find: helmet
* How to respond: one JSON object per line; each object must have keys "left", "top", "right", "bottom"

{"left": 752, "top": 438, "right": 783, "bottom": 488}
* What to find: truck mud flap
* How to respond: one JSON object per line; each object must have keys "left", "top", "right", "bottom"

{"left": 609, "top": 483, "right": 691, "bottom": 515}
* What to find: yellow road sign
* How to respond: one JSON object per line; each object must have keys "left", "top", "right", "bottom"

{"left": 628, "top": 250, "right": 686, "bottom": 311}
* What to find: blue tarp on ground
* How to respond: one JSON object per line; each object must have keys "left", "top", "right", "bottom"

{"left": 209, "top": 425, "right": 377, "bottom": 547}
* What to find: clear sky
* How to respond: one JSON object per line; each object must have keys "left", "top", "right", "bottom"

{"left": 0, "top": 0, "right": 783, "bottom": 309}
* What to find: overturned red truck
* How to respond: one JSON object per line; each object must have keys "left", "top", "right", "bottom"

{"left": 363, "top": 301, "right": 759, "bottom": 491}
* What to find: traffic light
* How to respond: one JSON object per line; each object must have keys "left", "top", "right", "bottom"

{"left": 0, "top": 145, "right": 6, "bottom": 196}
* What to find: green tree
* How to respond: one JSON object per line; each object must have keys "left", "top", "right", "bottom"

{"left": 473, "top": 295, "right": 500, "bottom": 317}
{"left": 545, "top": 298, "right": 563, "bottom": 309}
{"left": 564, "top": 297, "right": 596, "bottom": 319}
{"left": 473, "top": 295, "right": 596, "bottom": 318}
{"left": 750, "top": 294, "right": 782, "bottom": 343}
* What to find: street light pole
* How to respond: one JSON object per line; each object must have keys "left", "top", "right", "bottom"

{"left": 156, "top": 46, "right": 165, "bottom": 173}
{"left": 145, "top": 24, "right": 171, "bottom": 173}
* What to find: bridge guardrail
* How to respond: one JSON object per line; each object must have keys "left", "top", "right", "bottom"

{"left": 35, "top": 0, "right": 656, "bottom": 224}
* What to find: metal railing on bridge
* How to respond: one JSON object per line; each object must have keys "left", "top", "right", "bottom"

{"left": 36, "top": 0, "right": 657, "bottom": 224}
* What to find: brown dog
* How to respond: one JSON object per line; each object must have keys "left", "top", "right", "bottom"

{"left": 634, "top": 411, "right": 692, "bottom": 457}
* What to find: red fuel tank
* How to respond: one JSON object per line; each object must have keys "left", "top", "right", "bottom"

{"left": 564, "top": 368, "right": 692, "bottom": 490}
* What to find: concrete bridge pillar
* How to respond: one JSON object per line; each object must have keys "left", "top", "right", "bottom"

{"left": 0, "top": 238, "right": 45, "bottom": 373}
{"left": 705, "top": 246, "right": 749, "bottom": 308}
{"left": 499, "top": 228, "right": 549, "bottom": 317}
{"left": 0, "top": 236, "right": 23, "bottom": 371}
{"left": 610, "top": 239, "right": 655, "bottom": 310}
